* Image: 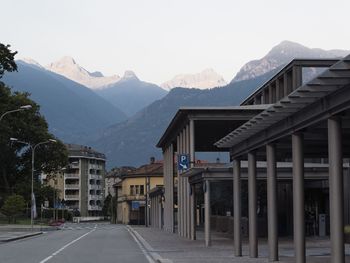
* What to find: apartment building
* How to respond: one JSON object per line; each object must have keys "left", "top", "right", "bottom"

{"left": 64, "top": 144, "right": 106, "bottom": 216}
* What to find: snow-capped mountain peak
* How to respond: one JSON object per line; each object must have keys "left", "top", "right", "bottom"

{"left": 46, "top": 56, "right": 120, "bottom": 89}
{"left": 161, "top": 68, "right": 227, "bottom": 90}
{"left": 57, "top": 56, "right": 77, "bottom": 66}
{"left": 122, "top": 70, "right": 139, "bottom": 81}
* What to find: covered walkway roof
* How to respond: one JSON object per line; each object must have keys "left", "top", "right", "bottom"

{"left": 215, "top": 55, "right": 350, "bottom": 159}
{"left": 156, "top": 106, "right": 269, "bottom": 151}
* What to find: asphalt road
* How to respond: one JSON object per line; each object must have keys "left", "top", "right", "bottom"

{"left": 0, "top": 223, "right": 150, "bottom": 263}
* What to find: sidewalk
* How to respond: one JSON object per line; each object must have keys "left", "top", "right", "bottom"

{"left": 129, "top": 226, "right": 350, "bottom": 263}
{"left": 0, "top": 224, "right": 58, "bottom": 242}
{"left": 0, "top": 231, "right": 42, "bottom": 242}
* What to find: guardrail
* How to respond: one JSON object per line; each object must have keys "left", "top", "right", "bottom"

{"left": 65, "top": 173, "right": 79, "bottom": 178}
{"left": 65, "top": 184, "right": 80, "bottom": 189}
{"left": 87, "top": 206, "right": 102, "bottom": 211}
{"left": 65, "top": 195, "right": 79, "bottom": 200}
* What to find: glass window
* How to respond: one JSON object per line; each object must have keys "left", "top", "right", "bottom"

{"left": 140, "top": 185, "right": 144, "bottom": 195}
{"left": 130, "top": 185, "right": 134, "bottom": 195}
{"left": 135, "top": 185, "right": 139, "bottom": 195}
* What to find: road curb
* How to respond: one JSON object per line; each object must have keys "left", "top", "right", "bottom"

{"left": 126, "top": 225, "right": 172, "bottom": 263}
{"left": 0, "top": 231, "right": 43, "bottom": 242}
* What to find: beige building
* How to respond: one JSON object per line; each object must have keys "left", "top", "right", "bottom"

{"left": 105, "top": 167, "right": 135, "bottom": 197}
{"left": 115, "top": 158, "right": 163, "bottom": 225}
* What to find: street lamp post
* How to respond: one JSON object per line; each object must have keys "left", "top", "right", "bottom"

{"left": 10, "top": 137, "right": 57, "bottom": 231}
{"left": 0, "top": 105, "right": 32, "bottom": 121}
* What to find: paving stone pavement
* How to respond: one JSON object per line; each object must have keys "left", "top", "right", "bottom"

{"left": 130, "top": 226, "right": 350, "bottom": 263}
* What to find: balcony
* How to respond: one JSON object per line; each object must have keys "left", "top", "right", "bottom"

{"left": 89, "top": 184, "right": 102, "bottom": 190}
{"left": 65, "top": 173, "right": 79, "bottom": 178}
{"left": 88, "top": 174, "right": 98, "bottom": 179}
{"left": 88, "top": 205, "right": 102, "bottom": 211}
{"left": 69, "top": 162, "right": 80, "bottom": 169}
{"left": 89, "top": 195, "right": 103, "bottom": 200}
{"left": 89, "top": 164, "right": 103, "bottom": 170}
{"left": 65, "top": 194, "right": 79, "bottom": 200}
{"left": 65, "top": 184, "right": 80, "bottom": 189}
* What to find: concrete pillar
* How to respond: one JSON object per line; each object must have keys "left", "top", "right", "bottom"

{"left": 266, "top": 143, "right": 278, "bottom": 262}
{"left": 233, "top": 159, "right": 242, "bottom": 256}
{"left": 170, "top": 144, "right": 175, "bottom": 233}
{"left": 292, "top": 133, "right": 305, "bottom": 263}
{"left": 190, "top": 119, "right": 195, "bottom": 167}
{"left": 180, "top": 131, "right": 185, "bottom": 237}
{"left": 189, "top": 119, "right": 195, "bottom": 240}
{"left": 292, "top": 66, "right": 302, "bottom": 90}
{"left": 190, "top": 184, "right": 196, "bottom": 240}
{"left": 154, "top": 197, "right": 156, "bottom": 227}
{"left": 176, "top": 136, "right": 180, "bottom": 234}
{"left": 204, "top": 180, "right": 211, "bottom": 247}
{"left": 269, "top": 85, "right": 273, "bottom": 104}
{"left": 152, "top": 197, "right": 155, "bottom": 227}
{"left": 182, "top": 128, "right": 187, "bottom": 238}
{"left": 159, "top": 198, "right": 162, "bottom": 229}
{"left": 155, "top": 197, "right": 158, "bottom": 227}
{"left": 276, "top": 80, "right": 280, "bottom": 101}
{"left": 328, "top": 117, "right": 345, "bottom": 263}
{"left": 177, "top": 134, "right": 182, "bottom": 236}
{"left": 283, "top": 73, "right": 288, "bottom": 97}
{"left": 157, "top": 198, "right": 159, "bottom": 228}
{"left": 185, "top": 124, "right": 190, "bottom": 239}
{"left": 248, "top": 152, "right": 258, "bottom": 258}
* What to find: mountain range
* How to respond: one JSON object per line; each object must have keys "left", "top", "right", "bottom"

{"left": 46, "top": 56, "right": 121, "bottom": 89}
{"left": 161, "top": 68, "right": 227, "bottom": 90}
{"left": 89, "top": 41, "right": 349, "bottom": 168}
{"left": 3, "top": 61, "right": 126, "bottom": 143}
{"left": 95, "top": 71, "right": 168, "bottom": 116}
{"left": 232, "top": 40, "right": 349, "bottom": 82}
{"left": 4, "top": 41, "right": 349, "bottom": 168}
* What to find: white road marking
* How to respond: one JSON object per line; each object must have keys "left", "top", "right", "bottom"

{"left": 127, "top": 226, "right": 172, "bottom": 263}
{"left": 39, "top": 228, "right": 95, "bottom": 263}
{"left": 126, "top": 226, "right": 155, "bottom": 263}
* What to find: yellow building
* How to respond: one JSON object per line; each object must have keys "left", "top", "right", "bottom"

{"left": 115, "top": 158, "right": 163, "bottom": 225}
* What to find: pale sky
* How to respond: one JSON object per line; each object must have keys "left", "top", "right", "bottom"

{"left": 2, "top": 0, "right": 349, "bottom": 84}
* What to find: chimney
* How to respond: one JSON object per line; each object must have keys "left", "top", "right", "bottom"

{"left": 150, "top": 157, "right": 155, "bottom": 164}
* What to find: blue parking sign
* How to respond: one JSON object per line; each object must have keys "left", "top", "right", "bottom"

{"left": 132, "top": 201, "right": 140, "bottom": 211}
{"left": 178, "top": 154, "right": 190, "bottom": 171}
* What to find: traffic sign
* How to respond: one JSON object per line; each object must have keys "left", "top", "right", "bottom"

{"left": 178, "top": 154, "right": 190, "bottom": 171}
{"left": 132, "top": 201, "right": 140, "bottom": 211}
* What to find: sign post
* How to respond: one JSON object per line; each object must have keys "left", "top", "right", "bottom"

{"left": 178, "top": 154, "right": 190, "bottom": 171}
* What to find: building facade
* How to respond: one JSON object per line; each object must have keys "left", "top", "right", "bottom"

{"left": 115, "top": 158, "right": 163, "bottom": 225}
{"left": 156, "top": 56, "right": 350, "bottom": 262}
{"left": 64, "top": 144, "right": 106, "bottom": 217}
{"left": 105, "top": 167, "right": 136, "bottom": 197}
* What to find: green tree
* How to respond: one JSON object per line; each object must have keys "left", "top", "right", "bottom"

{"left": 1, "top": 194, "right": 25, "bottom": 223}
{"left": 0, "top": 43, "right": 17, "bottom": 79}
{"left": 102, "top": 194, "right": 112, "bottom": 217}
{"left": 0, "top": 43, "right": 68, "bottom": 208}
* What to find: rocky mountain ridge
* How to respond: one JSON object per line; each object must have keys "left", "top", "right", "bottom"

{"left": 232, "top": 40, "right": 349, "bottom": 82}
{"left": 161, "top": 68, "right": 227, "bottom": 90}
